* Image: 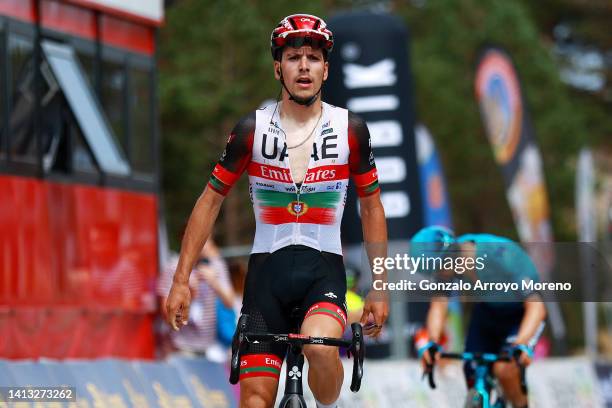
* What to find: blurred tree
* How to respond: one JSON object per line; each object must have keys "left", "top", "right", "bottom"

{"left": 395, "top": 0, "right": 597, "bottom": 240}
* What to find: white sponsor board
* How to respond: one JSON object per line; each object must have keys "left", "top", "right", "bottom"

{"left": 276, "top": 358, "right": 604, "bottom": 407}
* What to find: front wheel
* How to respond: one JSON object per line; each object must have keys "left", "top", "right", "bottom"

{"left": 278, "top": 394, "right": 308, "bottom": 408}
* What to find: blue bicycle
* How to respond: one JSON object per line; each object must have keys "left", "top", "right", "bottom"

{"left": 425, "top": 349, "right": 527, "bottom": 408}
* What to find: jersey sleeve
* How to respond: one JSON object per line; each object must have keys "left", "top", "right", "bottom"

{"left": 348, "top": 111, "right": 380, "bottom": 197}
{"left": 207, "top": 112, "right": 255, "bottom": 195}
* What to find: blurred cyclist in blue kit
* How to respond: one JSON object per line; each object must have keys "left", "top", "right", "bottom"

{"left": 411, "top": 226, "right": 547, "bottom": 408}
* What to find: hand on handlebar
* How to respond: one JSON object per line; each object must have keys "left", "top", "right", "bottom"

{"left": 418, "top": 341, "right": 441, "bottom": 372}
{"left": 503, "top": 343, "right": 534, "bottom": 366}
{"left": 502, "top": 343, "right": 531, "bottom": 395}
{"left": 417, "top": 340, "right": 441, "bottom": 389}
{"left": 359, "top": 290, "right": 389, "bottom": 338}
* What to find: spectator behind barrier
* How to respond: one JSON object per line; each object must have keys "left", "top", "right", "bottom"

{"left": 158, "top": 237, "right": 235, "bottom": 362}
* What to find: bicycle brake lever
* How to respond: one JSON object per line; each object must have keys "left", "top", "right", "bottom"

{"left": 423, "top": 345, "right": 438, "bottom": 389}
{"left": 423, "top": 363, "right": 436, "bottom": 389}
{"left": 511, "top": 348, "right": 528, "bottom": 395}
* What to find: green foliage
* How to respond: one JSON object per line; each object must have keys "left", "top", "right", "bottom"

{"left": 396, "top": 0, "right": 598, "bottom": 240}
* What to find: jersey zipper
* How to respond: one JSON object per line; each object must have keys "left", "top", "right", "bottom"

{"left": 276, "top": 104, "right": 325, "bottom": 245}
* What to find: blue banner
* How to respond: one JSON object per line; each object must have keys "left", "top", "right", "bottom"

{"left": 170, "top": 356, "right": 237, "bottom": 407}
{"left": 0, "top": 358, "right": 238, "bottom": 407}
{"left": 415, "top": 124, "right": 452, "bottom": 229}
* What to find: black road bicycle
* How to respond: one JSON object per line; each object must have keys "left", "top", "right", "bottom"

{"left": 230, "top": 308, "right": 365, "bottom": 408}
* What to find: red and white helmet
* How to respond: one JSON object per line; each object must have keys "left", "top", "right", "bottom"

{"left": 271, "top": 14, "right": 334, "bottom": 61}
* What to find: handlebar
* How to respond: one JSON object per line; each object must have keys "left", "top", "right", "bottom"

{"left": 229, "top": 315, "right": 365, "bottom": 392}
{"left": 425, "top": 348, "right": 527, "bottom": 394}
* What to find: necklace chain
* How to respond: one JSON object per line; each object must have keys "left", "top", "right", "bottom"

{"left": 285, "top": 107, "right": 323, "bottom": 150}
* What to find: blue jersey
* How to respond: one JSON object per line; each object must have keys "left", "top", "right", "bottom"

{"left": 456, "top": 234, "right": 540, "bottom": 303}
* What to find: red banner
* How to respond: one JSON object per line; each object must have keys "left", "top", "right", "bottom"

{"left": 0, "top": 176, "right": 158, "bottom": 359}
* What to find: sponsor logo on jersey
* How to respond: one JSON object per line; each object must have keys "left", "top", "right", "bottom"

{"left": 265, "top": 357, "right": 283, "bottom": 369}
{"left": 304, "top": 168, "right": 336, "bottom": 183}
{"left": 249, "top": 162, "right": 292, "bottom": 183}
{"left": 303, "top": 165, "right": 349, "bottom": 183}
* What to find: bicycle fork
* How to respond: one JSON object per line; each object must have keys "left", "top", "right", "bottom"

{"left": 278, "top": 344, "right": 307, "bottom": 408}
{"left": 473, "top": 365, "right": 491, "bottom": 408}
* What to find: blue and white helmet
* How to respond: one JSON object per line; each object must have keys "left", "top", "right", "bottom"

{"left": 410, "top": 225, "right": 455, "bottom": 261}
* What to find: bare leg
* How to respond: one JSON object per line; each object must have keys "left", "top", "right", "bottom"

{"left": 493, "top": 361, "right": 528, "bottom": 407}
{"left": 301, "top": 314, "right": 344, "bottom": 405}
{"left": 240, "top": 377, "right": 279, "bottom": 408}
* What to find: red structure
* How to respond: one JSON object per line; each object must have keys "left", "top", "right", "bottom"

{"left": 0, "top": 0, "right": 163, "bottom": 359}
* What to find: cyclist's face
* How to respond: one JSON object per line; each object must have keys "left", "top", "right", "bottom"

{"left": 459, "top": 242, "right": 476, "bottom": 259}
{"left": 275, "top": 46, "right": 328, "bottom": 100}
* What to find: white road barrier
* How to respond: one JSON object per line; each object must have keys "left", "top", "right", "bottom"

{"left": 276, "top": 357, "right": 605, "bottom": 407}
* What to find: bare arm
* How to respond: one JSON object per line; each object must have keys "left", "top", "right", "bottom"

{"left": 426, "top": 297, "right": 449, "bottom": 342}
{"left": 419, "top": 296, "right": 449, "bottom": 367}
{"left": 347, "top": 111, "right": 389, "bottom": 337}
{"left": 174, "top": 187, "right": 225, "bottom": 284}
{"left": 359, "top": 192, "right": 389, "bottom": 337}
{"left": 360, "top": 193, "right": 388, "bottom": 285}
{"left": 515, "top": 295, "right": 547, "bottom": 345}
{"left": 166, "top": 113, "right": 254, "bottom": 330}
{"left": 166, "top": 187, "right": 225, "bottom": 330}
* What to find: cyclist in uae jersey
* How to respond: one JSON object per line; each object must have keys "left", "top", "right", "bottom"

{"left": 411, "top": 227, "right": 546, "bottom": 408}
{"left": 166, "top": 14, "right": 389, "bottom": 408}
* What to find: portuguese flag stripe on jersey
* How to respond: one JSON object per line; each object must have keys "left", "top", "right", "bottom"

{"left": 353, "top": 168, "right": 380, "bottom": 197}
{"left": 208, "top": 164, "right": 240, "bottom": 196}
{"left": 255, "top": 190, "right": 341, "bottom": 208}
{"left": 255, "top": 189, "right": 342, "bottom": 225}
{"left": 260, "top": 206, "right": 337, "bottom": 225}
